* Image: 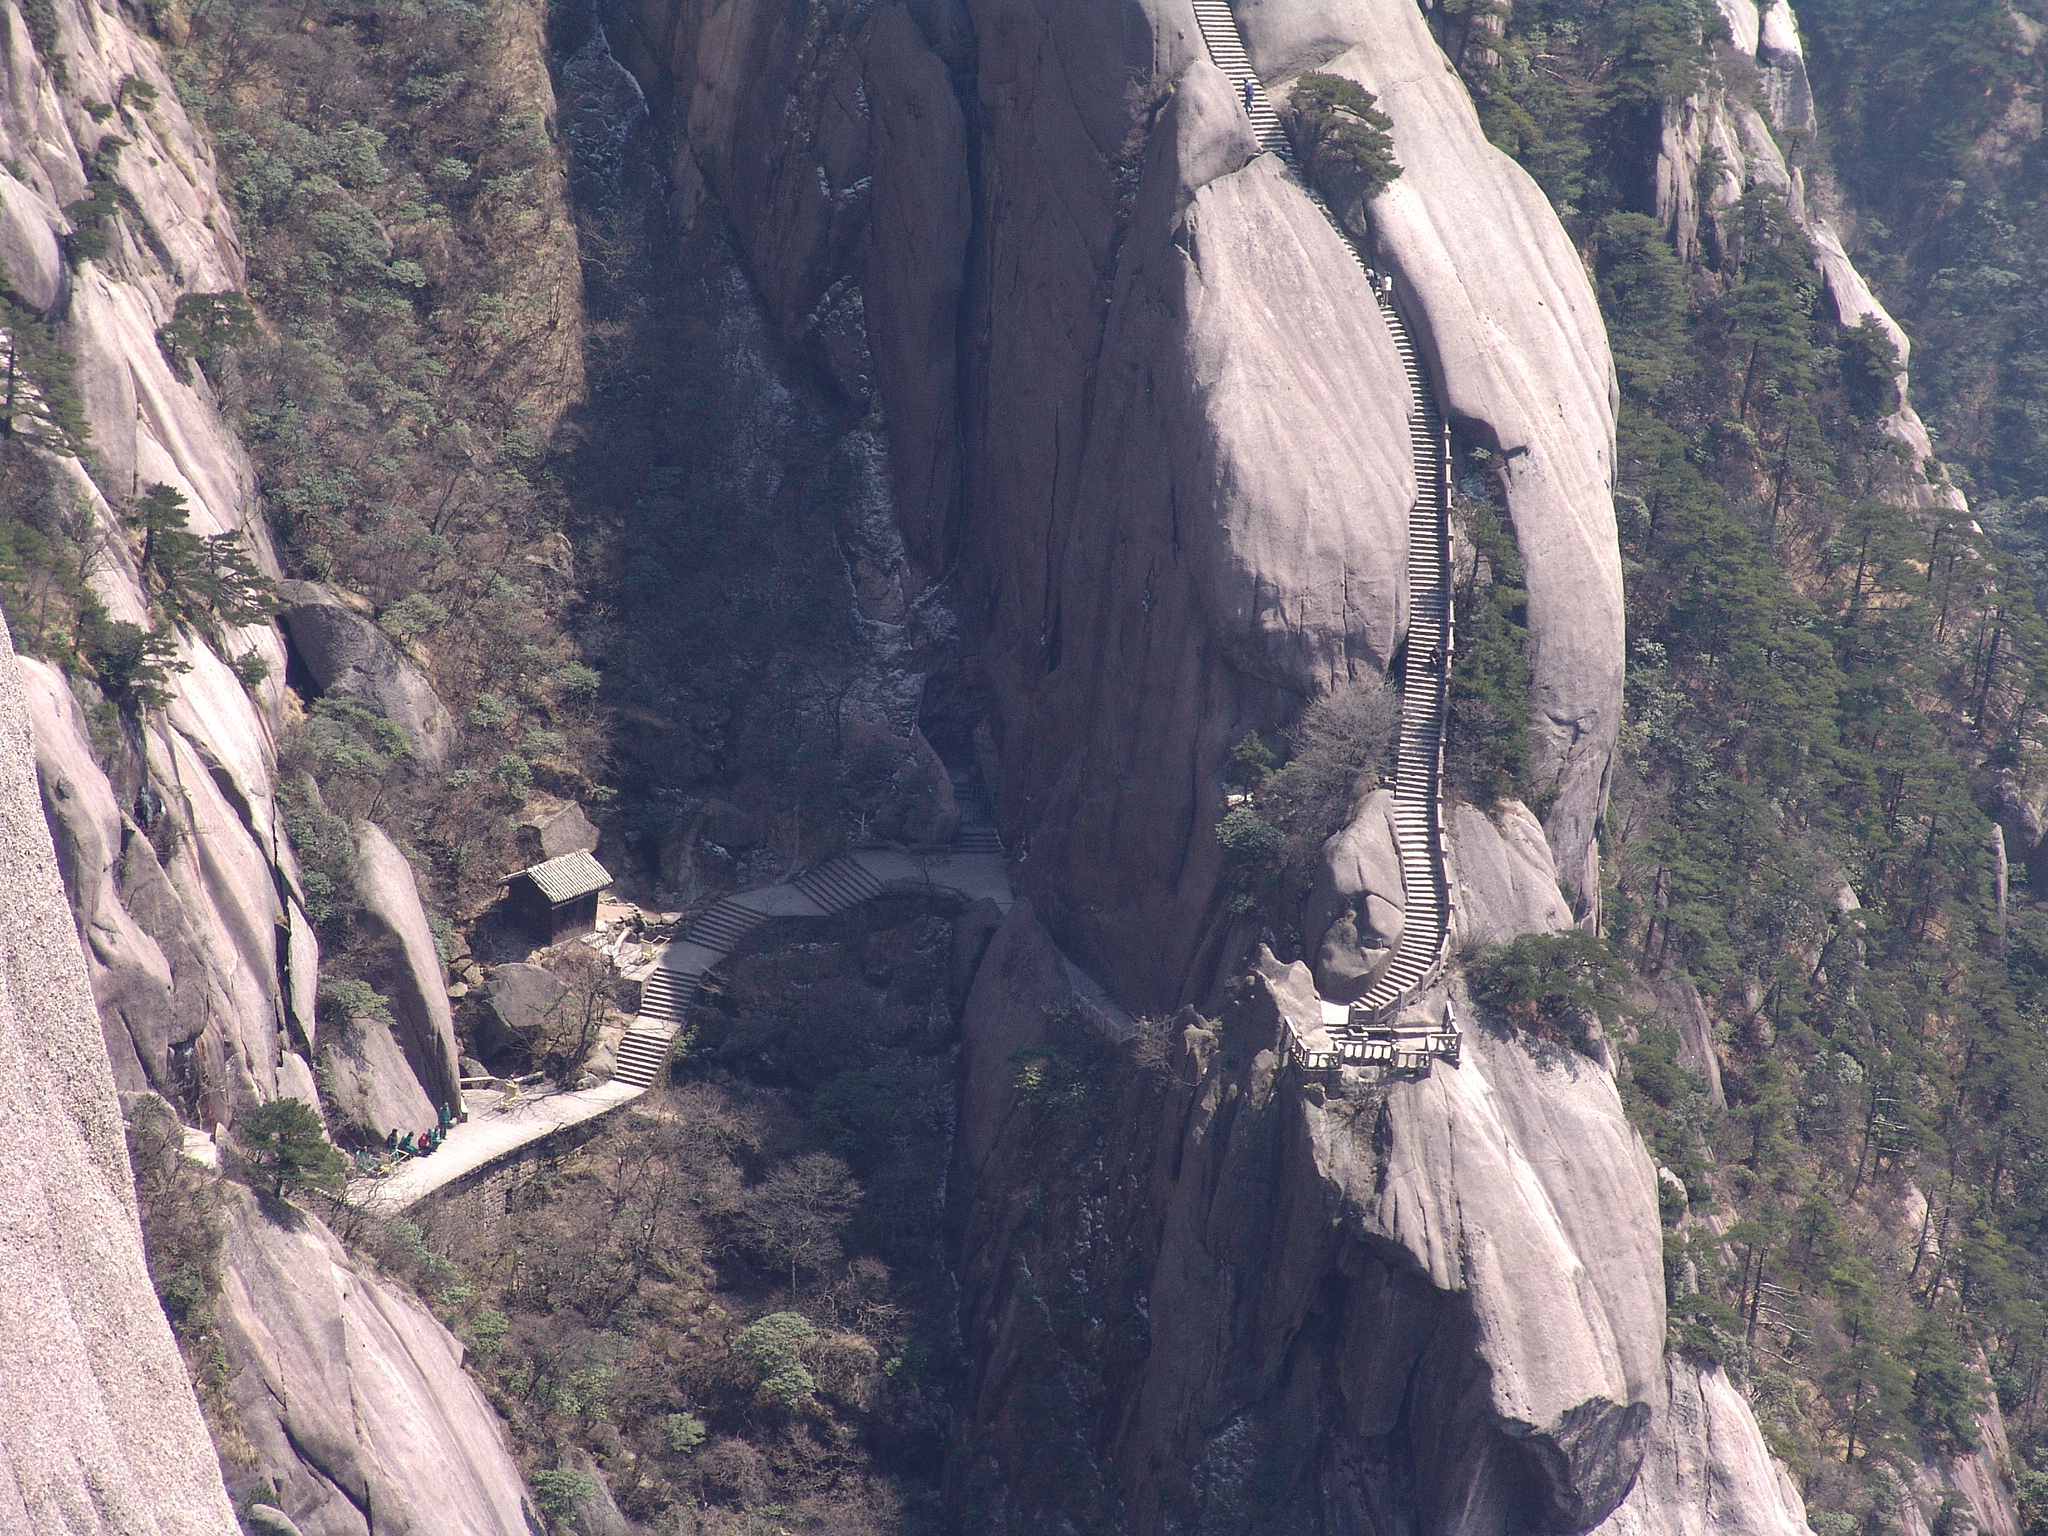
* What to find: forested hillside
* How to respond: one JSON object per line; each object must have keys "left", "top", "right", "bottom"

{"left": 1455, "top": 0, "right": 2048, "bottom": 1523}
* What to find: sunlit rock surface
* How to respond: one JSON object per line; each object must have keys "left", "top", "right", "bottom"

{"left": 0, "top": 612, "right": 239, "bottom": 1536}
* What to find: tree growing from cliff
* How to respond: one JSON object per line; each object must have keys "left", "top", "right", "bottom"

{"left": 1467, "top": 930, "right": 1632, "bottom": 1050}
{"left": 0, "top": 295, "right": 91, "bottom": 460}
{"left": 124, "top": 483, "right": 276, "bottom": 631}
{"left": 236, "top": 1097, "right": 347, "bottom": 1201}
{"left": 1286, "top": 74, "right": 1401, "bottom": 208}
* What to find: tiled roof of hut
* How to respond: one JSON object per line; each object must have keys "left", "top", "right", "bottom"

{"left": 519, "top": 849, "right": 612, "bottom": 904}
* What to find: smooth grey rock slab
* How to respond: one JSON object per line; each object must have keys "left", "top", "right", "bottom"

{"left": 277, "top": 583, "right": 452, "bottom": 768}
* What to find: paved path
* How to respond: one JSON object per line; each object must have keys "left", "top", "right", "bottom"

{"left": 362, "top": 843, "right": 1014, "bottom": 1211}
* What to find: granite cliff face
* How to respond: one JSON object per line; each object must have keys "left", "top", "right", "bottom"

{"left": 0, "top": 611, "right": 238, "bottom": 1535}
{"left": 613, "top": 0, "right": 1623, "bottom": 1005}
{"left": 1, "top": 0, "right": 539, "bottom": 1526}
{"left": 0, "top": 0, "right": 467, "bottom": 1135}
{"left": 214, "top": 1190, "right": 540, "bottom": 1536}
{"left": 947, "top": 892, "right": 1666, "bottom": 1534}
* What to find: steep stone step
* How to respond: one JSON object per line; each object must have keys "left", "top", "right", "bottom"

{"left": 612, "top": 1029, "right": 672, "bottom": 1088}
{"left": 684, "top": 899, "right": 765, "bottom": 951}
{"left": 636, "top": 968, "right": 700, "bottom": 1023}
{"left": 792, "top": 856, "right": 887, "bottom": 913}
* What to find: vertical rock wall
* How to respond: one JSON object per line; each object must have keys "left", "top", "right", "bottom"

{"left": 2, "top": 0, "right": 317, "bottom": 1127}
{"left": 2, "top": 0, "right": 466, "bottom": 1135}
{"left": 0, "top": 608, "right": 239, "bottom": 1535}
{"left": 612, "top": 0, "right": 1624, "bottom": 1003}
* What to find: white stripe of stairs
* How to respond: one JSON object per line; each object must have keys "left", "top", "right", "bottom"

{"left": 1189, "top": 0, "right": 1455, "bottom": 1028}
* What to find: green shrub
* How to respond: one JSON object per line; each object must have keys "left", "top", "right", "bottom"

{"left": 664, "top": 1412, "right": 707, "bottom": 1453}
{"left": 731, "top": 1312, "right": 818, "bottom": 1406}
{"left": 529, "top": 1468, "right": 597, "bottom": 1520}
{"left": 1286, "top": 73, "right": 1401, "bottom": 205}
{"left": 1467, "top": 930, "right": 1631, "bottom": 1048}
{"left": 236, "top": 1098, "right": 346, "bottom": 1200}
{"left": 156, "top": 290, "right": 257, "bottom": 382}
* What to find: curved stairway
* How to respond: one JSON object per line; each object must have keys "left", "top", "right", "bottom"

{"left": 1190, "top": 0, "right": 1456, "bottom": 1025}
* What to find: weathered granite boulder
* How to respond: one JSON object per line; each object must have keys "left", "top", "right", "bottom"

{"left": 1448, "top": 798, "right": 1575, "bottom": 951}
{"left": 480, "top": 961, "right": 568, "bottom": 1057}
{"left": 516, "top": 798, "right": 601, "bottom": 864}
{"left": 484, "top": 961, "right": 569, "bottom": 1031}
{"left": 317, "top": 1002, "right": 437, "bottom": 1145}
{"left": 277, "top": 583, "right": 454, "bottom": 767}
{"left": 1305, "top": 787, "right": 1404, "bottom": 1000}
{"left": 0, "top": 614, "right": 240, "bottom": 1534}
{"left": 353, "top": 821, "right": 462, "bottom": 1111}
{"left": 216, "top": 1188, "right": 537, "bottom": 1535}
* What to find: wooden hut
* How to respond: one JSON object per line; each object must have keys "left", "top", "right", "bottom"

{"left": 507, "top": 849, "right": 612, "bottom": 944}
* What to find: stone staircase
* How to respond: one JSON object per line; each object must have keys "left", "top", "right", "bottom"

{"left": 1189, "top": 0, "right": 1456, "bottom": 1033}
{"left": 1189, "top": 0, "right": 1291, "bottom": 156}
{"left": 683, "top": 896, "right": 768, "bottom": 950}
{"left": 792, "top": 856, "right": 887, "bottom": 913}
{"left": 1349, "top": 293, "right": 1453, "bottom": 1018}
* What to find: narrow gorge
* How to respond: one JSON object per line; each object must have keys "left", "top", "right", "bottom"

{"left": 3, "top": 0, "right": 2044, "bottom": 1533}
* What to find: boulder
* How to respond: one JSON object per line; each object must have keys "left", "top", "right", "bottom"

{"left": 1306, "top": 788, "right": 1405, "bottom": 999}
{"left": 480, "top": 961, "right": 568, "bottom": 1056}
{"left": 276, "top": 582, "right": 453, "bottom": 767}
{"left": 216, "top": 1187, "right": 538, "bottom": 1536}
{"left": 1447, "top": 798, "right": 1575, "bottom": 952}
{"left": 517, "top": 799, "right": 601, "bottom": 864}
{"left": 317, "top": 1004, "right": 437, "bottom": 1145}
{"left": 0, "top": 616, "right": 241, "bottom": 1534}
{"left": 352, "top": 822, "right": 462, "bottom": 1113}
{"left": 698, "top": 798, "right": 761, "bottom": 850}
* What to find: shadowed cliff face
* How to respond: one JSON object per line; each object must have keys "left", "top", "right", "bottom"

{"left": 945, "top": 898, "right": 1664, "bottom": 1536}
{"left": 609, "top": 0, "right": 1623, "bottom": 1007}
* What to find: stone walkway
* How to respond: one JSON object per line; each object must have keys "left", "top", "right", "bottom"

{"left": 362, "top": 843, "right": 1014, "bottom": 1211}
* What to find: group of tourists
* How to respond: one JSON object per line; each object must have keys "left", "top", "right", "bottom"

{"left": 349, "top": 1102, "right": 459, "bottom": 1178}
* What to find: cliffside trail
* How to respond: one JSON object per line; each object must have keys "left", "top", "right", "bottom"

{"left": 1191, "top": 1, "right": 1455, "bottom": 1024}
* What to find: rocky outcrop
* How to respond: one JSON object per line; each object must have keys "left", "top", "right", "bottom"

{"left": 0, "top": 612, "right": 239, "bottom": 1534}
{"left": 352, "top": 822, "right": 462, "bottom": 1114}
{"left": 516, "top": 797, "right": 601, "bottom": 864}
{"left": 276, "top": 584, "right": 454, "bottom": 768}
{"left": 611, "top": 0, "right": 1622, "bottom": 1003}
{"left": 215, "top": 1188, "right": 537, "bottom": 1536}
{"left": 949, "top": 901, "right": 1664, "bottom": 1535}
{"left": 1659, "top": 0, "right": 1964, "bottom": 513}
{"left": 5, "top": 0, "right": 322, "bottom": 1133}
{"left": 23, "top": 651, "right": 316, "bottom": 1129}
{"left": 1593, "top": 1356, "right": 1814, "bottom": 1536}
{"left": 1238, "top": 0, "right": 1625, "bottom": 914}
